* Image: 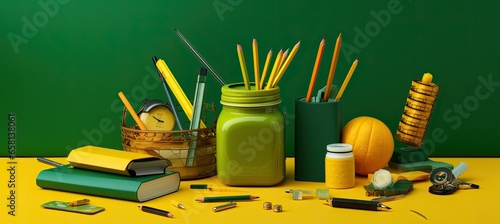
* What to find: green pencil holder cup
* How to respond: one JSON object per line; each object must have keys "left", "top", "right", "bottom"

{"left": 294, "top": 98, "right": 342, "bottom": 182}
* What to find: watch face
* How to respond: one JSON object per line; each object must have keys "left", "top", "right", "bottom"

{"left": 139, "top": 106, "right": 175, "bottom": 130}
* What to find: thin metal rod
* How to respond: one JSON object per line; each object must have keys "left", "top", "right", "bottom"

{"left": 174, "top": 29, "right": 226, "bottom": 86}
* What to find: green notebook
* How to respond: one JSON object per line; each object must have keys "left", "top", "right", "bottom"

{"left": 36, "top": 165, "right": 180, "bottom": 202}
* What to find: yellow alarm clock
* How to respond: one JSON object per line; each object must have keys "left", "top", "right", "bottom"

{"left": 138, "top": 99, "right": 175, "bottom": 131}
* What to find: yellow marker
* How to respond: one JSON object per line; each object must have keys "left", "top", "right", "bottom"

{"left": 265, "top": 49, "right": 283, "bottom": 90}
{"left": 252, "top": 38, "right": 261, "bottom": 90}
{"left": 237, "top": 43, "right": 251, "bottom": 90}
{"left": 118, "top": 92, "right": 148, "bottom": 130}
{"left": 155, "top": 59, "right": 206, "bottom": 128}
{"left": 272, "top": 41, "right": 300, "bottom": 88}
{"left": 334, "top": 58, "right": 358, "bottom": 101}
{"left": 68, "top": 199, "right": 90, "bottom": 207}
{"left": 259, "top": 49, "right": 272, "bottom": 89}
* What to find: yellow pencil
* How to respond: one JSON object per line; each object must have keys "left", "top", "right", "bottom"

{"left": 118, "top": 91, "right": 148, "bottom": 130}
{"left": 272, "top": 41, "right": 300, "bottom": 88}
{"left": 323, "top": 33, "right": 342, "bottom": 102}
{"left": 252, "top": 38, "right": 261, "bottom": 90}
{"left": 259, "top": 49, "right": 272, "bottom": 89}
{"left": 279, "top": 48, "right": 290, "bottom": 71}
{"left": 305, "top": 37, "right": 326, "bottom": 102}
{"left": 237, "top": 43, "right": 251, "bottom": 90}
{"left": 334, "top": 58, "right": 358, "bottom": 101}
{"left": 156, "top": 59, "right": 206, "bottom": 128}
{"left": 265, "top": 49, "right": 283, "bottom": 90}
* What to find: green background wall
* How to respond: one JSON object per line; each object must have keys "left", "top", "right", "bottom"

{"left": 1, "top": 0, "right": 499, "bottom": 157}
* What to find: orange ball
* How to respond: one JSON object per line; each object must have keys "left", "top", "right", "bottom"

{"left": 342, "top": 116, "right": 394, "bottom": 175}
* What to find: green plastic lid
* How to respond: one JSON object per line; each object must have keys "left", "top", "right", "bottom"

{"left": 220, "top": 82, "right": 281, "bottom": 107}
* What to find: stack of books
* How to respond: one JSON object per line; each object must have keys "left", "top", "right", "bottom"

{"left": 36, "top": 145, "right": 180, "bottom": 202}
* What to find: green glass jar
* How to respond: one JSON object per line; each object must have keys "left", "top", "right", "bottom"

{"left": 217, "top": 83, "right": 285, "bottom": 186}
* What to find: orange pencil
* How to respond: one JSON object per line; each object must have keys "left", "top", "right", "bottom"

{"left": 252, "top": 38, "right": 261, "bottom": 90}
{"left": 335, "top": 58, "right": 358, "bottom": 101}
{"left": 323, "top": 33, "right": 342, "bottom": 102}
{"left": 118, "top": 92, "right": 147, "bottom": 130}
{"left": 305, "top": 37, "right": 326, "bottom": 102}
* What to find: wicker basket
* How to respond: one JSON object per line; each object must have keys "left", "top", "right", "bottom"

{"left": 120, "top": 103, "right": 217, "bottom": 180}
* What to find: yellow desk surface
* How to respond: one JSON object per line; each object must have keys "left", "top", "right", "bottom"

{"left": 1, "top": 157, "right": 498, "bottom": 223}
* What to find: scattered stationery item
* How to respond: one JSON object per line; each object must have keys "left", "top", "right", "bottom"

{"left": 36, "top": 164, "right": 180, "bottom": 202}
{"left": 151, "top": 56, "right": 184, "bottom": 131}
{"left": 118, "top": 91, "right": 148, "bottom": 130}
{"left": 410, "top": 209, "right": 427, "bottom": 220}
{"left": 334, "top": 58, "right": 358, "bottom": 101}
{"left": 323, "top": 33, "right": 342, "bottom": 102}
{"left": 170, "top": 200, "right": 185, "bottom": 209}
{"left": 42, "top": 201, "right": 105, "bottom": 214}
{"left": 186, "top": 68, "right": 208, "bottom": 166}
{"left": 252, "top": 38, "right": 261, "bottom": 90}
{"left": 67, "top": 145, "right": 171, "bottom": 176}
{"left": 212, "top": 202, "right": 237, "bottom": 212}
{"left": 305, "top": 37, "right": 326, "bottom": 102}
{"left": 174, "top": 28, "right": 226, "bottom": 86}
{"left": 138, "top": 205, "right": 173, "bottom": 218}
{"left": 364, "top": 179, "right": 413, "bottom": 197}
{"left": 237, "top": 43, "right": 251, "bottom": 90}
{"left": 138, "top": 98, "right": 175, "bottom": 131}
{"left": 273, "top": 204, "right": 283, "bottom": 212}
{"left": 316, "top": 189, "right": 330, "bottom": 200}
{"left": 284, "top": 189, "right": 314, "bottom": 194}
{"left": 371, "top": 194, "right": 405, "bottom": 202}
{"left": 37, "top": 157, "right": 63, "bottom": 167}
{"left": 371, "top": 169, "right": 393, "bottom": 190}
{"left": 326, "top": 198, "right": 391, "bottom": 211}
{"left": 259, "top": 49, "right": 272, "bottom": 89}
{"left": 428, "top": 163, "right": 479, "bottom": 195}
{"left": 195, "top": 195, "right": 259, "bottom": 202}
{"left": 155, "top": 58, "right": 206, "bottom": 128}
{"left": 68, "top": 199, "right": 90, "bottom": 207}
{"left": 190, "top": 184, "right": 250, "bottom": 192}
{"left": 263, "top": 202, "right": 272, "bottom": 210}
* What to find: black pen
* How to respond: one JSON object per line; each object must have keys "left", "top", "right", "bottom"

{"left": 327, "top": 198, "right": 391, "bottom": 211}
{"left": 138, "top": 205, "right": 173, "bottom": 218}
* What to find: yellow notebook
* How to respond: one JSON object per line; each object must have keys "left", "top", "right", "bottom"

{"left": 67, "top": 145, "right": 170, "bottom": 176}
